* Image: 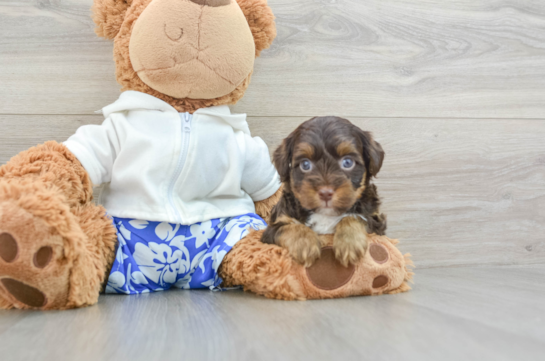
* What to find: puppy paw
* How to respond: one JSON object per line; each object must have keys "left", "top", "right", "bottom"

{"left": 277, "top": 224, "right": 321, "bottom": 267}
{"left": 333, "top": 216, "right": 369, "bottom": 267}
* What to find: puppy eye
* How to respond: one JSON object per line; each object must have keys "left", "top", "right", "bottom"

{"left": 340, "top": 157, "right": 355, "bottom": 170}
{"left": 299, "top": 159, "right": 313, "bottom": 172}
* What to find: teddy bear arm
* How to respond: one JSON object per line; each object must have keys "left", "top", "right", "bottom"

{"left": 253, "top": 185, "right": 282, "bottom": 223}
{"left": 0, "top": 141, "right": 93, "bottom": 207}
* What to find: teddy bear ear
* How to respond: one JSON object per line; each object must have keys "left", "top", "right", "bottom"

{"left": 92, "top": 0, "right": 132, "bottom": 40}
{"left": 236, "top": 0, "right": 277, "bottom": 56}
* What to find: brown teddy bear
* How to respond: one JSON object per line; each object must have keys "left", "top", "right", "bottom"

{"left": 0, "top": 0, "right": 412, "bottom": 310}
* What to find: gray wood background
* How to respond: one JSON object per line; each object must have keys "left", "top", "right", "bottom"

{"left": 1, "top": 0, "right": 544, "bottom": 269}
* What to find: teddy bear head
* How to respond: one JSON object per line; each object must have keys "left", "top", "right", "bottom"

{"left": 92, "top": 0, "right": 276, "bottom": 112}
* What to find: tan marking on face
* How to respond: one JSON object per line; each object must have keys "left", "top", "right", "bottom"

{"left": 293, "top": 142, "right": 314, "bottom": 161}
{"left": 342, "top": 169, "right": 367, "bottom": 201}
{"left": 336, "top": 141, "right": 358, "bottom": 157}
{"left": 354, "top": 173, "right": 367, "bottom": 199}
{"left": 333, "top": 179, "right": 359, "bottom": 211}
{"left": 354, "top": 185, "right": 366, "bottom": 200}
{"left": 293, "top": 176, "right": 362, "bottom": 212}
{"left": 291, "top": 178, "right": 321, "bottom": 210}
{"left": 333, "top": 216, "right": 368, "bottom": 267}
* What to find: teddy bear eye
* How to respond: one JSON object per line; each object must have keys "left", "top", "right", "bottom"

{"left": 299, "top": 159, "right": 313, "bottom": 172}
{"left": 340, "top": 157, "right": 355, "bottom": 170}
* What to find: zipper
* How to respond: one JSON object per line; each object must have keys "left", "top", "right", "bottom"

{"left": 168, "top": 112, "right": 192, "bottom": 223}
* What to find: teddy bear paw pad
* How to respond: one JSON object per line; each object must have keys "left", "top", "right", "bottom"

{"left": 372, "top": 275, "right": 389, "bottom": 289}
{"left": 1, "top": 278, "right": 47, "bottom": 308}
{"left": 306, "top": 247, "right": 355, "bottom": 290}
{"left": 0, "top": 231, "right": 53, "bottom": 308}
{"left": 33, "top": 246, "right": 53, "bottom": 268}
{"left": 368, "top": 242, "right": 393, "bottom": 290}
{"left": 0, "top": 232, "right": 18, "bottom": 263}
{"left": 369, "top": 243, "right": 389, "bottom": 264}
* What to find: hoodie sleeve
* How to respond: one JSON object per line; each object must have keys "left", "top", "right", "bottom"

{"left": 241, "top": 134, "right": 281, "bottom": 202}
{"left": 63, "top": 116, "right": 122, "bottom": 186}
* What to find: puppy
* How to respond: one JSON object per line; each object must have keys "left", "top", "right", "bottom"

{"left": 262, "top": 116, "right": 387, "bottom": 267}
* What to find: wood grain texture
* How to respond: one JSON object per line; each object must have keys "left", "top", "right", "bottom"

{"left": 0, "top": 0, "right": 119, "bottom": 115}
{"left": 402, "top": 265, "right": 545, "bottom": 341}
{"left": 1, "top": 115, "right": 544, "bottom": 268}
{"left": 1, "top": 0, "right": 545, "bottom": 117}
{"left": 0, "top": 265, "right": 544, "bottom": 361}
{"left": 0, "top": 115, "right": 101, "bottom": 164}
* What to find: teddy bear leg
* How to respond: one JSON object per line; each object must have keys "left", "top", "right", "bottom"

{"left": 219, "top": 230, "right": 306, "bottom": 300}
{"left": 70, "top": 203, "right": 118, "bottom": 299}
{"left": 0, "top": 142, "right": 117, "bottom": 310}
{"left": 220, "top": 230, "right": 414, "bottom": 300}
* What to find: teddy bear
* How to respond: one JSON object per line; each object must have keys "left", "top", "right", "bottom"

{"left": 0, "top": 0, "right": 412, "bottom": 310}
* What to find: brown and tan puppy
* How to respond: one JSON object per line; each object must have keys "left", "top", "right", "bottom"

{"left": 262, "top": 116, "right": 387, "bottom": 267}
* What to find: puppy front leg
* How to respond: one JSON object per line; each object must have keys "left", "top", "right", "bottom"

{"left": 262, "top": 216, "right": 321, "bottom": 267}
{"left": 333, "top": 216, "right": 368, "bottom": 267}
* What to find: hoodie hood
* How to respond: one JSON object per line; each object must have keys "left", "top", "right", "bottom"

{"left": 101, "top": 91, "right": 251, "bottom": 135}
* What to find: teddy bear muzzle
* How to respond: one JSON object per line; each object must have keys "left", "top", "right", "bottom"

{"left": 129, "top": 0, "right": 255, "bottom": 100}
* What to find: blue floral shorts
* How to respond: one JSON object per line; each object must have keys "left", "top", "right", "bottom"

{"left": 105, "top": 213, "right": 266, "bottom": 294}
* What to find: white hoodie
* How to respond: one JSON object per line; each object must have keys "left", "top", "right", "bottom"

{"left": 64, "top": 91, "right": 280, "bottom": 225}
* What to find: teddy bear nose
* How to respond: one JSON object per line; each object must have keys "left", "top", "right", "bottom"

{"left": 189, "top": 0, "right": 231, "bottom": 7}
{"left": 318, "top": 187, "right": 334, "bottom": 202}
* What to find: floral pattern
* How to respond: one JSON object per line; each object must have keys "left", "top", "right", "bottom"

{"left": 105, "top": 213, "right": 266, "bottom": 294}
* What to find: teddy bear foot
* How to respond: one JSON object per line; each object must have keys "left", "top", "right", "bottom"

{"left": 304, "top": 237, "right": 412, "bottom": 297}
{"left": 0, "top": 195, "right": 77, "bottom": 309}
{"left": 0, "top": 179, "right": 116, "bottom": 310}
{"left": 220, "top": 230, "right": 414, "bottom": 300}
{"left": 0, "top": 206, "right": 61, "bottom": 309}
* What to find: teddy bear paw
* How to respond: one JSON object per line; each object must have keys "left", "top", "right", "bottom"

{"left": 0, "top": 200, "right": 71, "bottom": 310}
{"left": 304, "top": 236, "right": 406, "bottom": 295}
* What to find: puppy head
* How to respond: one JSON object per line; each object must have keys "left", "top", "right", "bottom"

{"left": 273, "top": 116, "right": 384, "bottom": 214}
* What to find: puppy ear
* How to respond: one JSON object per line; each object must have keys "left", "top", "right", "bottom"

{"left": 273, "top": 132, "right": 296, "bottom": 183}
{"left": 236, "top": 0, "right": 277, "bottom": 56}
{"left": 357, "top": 129, "right": 385, "bottom": 177}
{"left": 92, "top": 0, "right": 131, "bottom": 40}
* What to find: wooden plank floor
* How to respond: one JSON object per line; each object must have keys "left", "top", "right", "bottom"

{"left": 1, "top": 265, "right": 544, "bottom": 361}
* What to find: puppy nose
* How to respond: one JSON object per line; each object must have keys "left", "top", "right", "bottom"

{"left": 318, "top": 187, "right": 334, "bottom": 202}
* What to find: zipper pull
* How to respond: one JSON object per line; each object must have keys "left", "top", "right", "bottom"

{"left": 183, "top": 112, "right": 191, "bottom": 132}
